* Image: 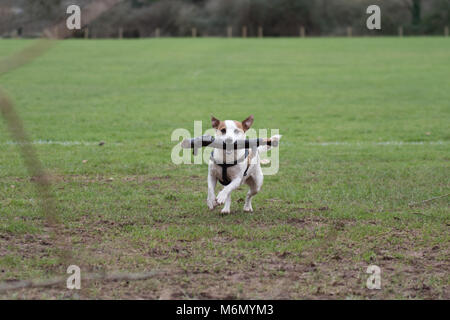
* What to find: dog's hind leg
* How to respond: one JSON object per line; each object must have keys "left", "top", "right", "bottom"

{"left": 207, "top": 173, "right": 218, "bottom": 210}
{"left": 244, "top": 171, "right": 263, "bottom": 212}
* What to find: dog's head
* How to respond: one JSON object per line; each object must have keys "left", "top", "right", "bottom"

{"left": 211, "top": 115, "right": 254, "bottom": 143}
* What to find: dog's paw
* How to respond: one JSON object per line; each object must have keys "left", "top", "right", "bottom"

{"left": 216, "top": 191, "right": 228, "bottom": 205}
{"left": 243, "top": 205, "right": 253, "bottom": 213}
{"left": 221, "top": 208, "right": 230, "bottom": 214}
{"left": 207, "top": 198, "right": 218, "bottom": 210}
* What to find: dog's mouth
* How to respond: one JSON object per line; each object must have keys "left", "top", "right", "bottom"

{"left": 220, "top": 137, "right": 235, "bottom": 155}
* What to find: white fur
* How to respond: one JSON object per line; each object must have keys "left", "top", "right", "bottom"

{"left": 207, "top": 121, "right": 281, "bottom": 213}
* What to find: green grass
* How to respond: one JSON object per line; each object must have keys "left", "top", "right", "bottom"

{"left": 0, "top": 38, "right": 449, "bottom": 299}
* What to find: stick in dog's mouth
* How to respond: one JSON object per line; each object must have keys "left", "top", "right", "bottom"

{"left": 223, "top": 138, "right": 235, "bottom": 155}
{"left": 181, "top": 135, "right": 280, "bottom": 156}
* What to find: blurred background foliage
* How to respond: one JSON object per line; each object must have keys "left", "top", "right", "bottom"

{"left": 0, "top": 0, "right": 449, "bottom": 37}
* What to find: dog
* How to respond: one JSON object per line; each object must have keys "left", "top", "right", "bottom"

{"left": 207, "top": 115, "right": 281, "bottom": 213}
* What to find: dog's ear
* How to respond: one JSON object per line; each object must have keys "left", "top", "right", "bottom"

{"left": 242, "top": 115, "right": 254, "bottom": 131}
{"left": 211, "top": 115, "right": 221, "bottom": 129}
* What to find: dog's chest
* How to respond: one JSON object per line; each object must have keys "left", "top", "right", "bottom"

{"left": 210, "top": 162, "right": 245, "bottom": 182}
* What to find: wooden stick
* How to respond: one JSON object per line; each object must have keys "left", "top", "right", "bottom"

{"left": 181, "top": 136, "right": 279, "bottom": 155}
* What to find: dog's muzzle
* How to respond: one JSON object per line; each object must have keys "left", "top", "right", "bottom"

{"left": 224, "top": 138, "right": 234, "bottom": 154}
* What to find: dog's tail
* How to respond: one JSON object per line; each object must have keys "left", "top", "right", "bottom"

{"left": 258, "top": 134, "right": 282, "bottom": 153}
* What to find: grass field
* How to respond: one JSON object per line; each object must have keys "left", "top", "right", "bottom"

{"left": 0, "top": 38, "right": 449, "bottom": 299}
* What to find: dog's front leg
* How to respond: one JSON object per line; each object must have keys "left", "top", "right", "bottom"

{"left": 207, "top": 172, "right": 218, "bottom": 210}
{"left": 216, "top": 177, "right": 242, "bottom": 213}
{"left": 221, "top": 193, "right": 232, "bottom": 214}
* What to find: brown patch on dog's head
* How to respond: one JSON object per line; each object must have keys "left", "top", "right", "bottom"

{"left": 211, "top": 115, "right": 224, "bottom": 130}
{"left": 233, "top": 121, "right": 244, "bottom": 131}
{"left": 217, "top": 122, "right": 226, "bottom": 131}
{"left": 241, "top": 115, "right": 254, "bottom": 132}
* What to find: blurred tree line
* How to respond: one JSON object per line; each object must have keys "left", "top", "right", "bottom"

{"left": 1, "top": 0, "right": 449, "bottom": 37}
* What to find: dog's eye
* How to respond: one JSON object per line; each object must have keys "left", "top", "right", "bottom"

{"left": 234, "top": 129, "right": 240, "bottom": 134}
{"left": 220, "top": 128, "right": 226, "bottom": 134}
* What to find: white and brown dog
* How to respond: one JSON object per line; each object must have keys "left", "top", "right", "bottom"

{"left": 207, "top": 115, "right": 281, "bottom": 213}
